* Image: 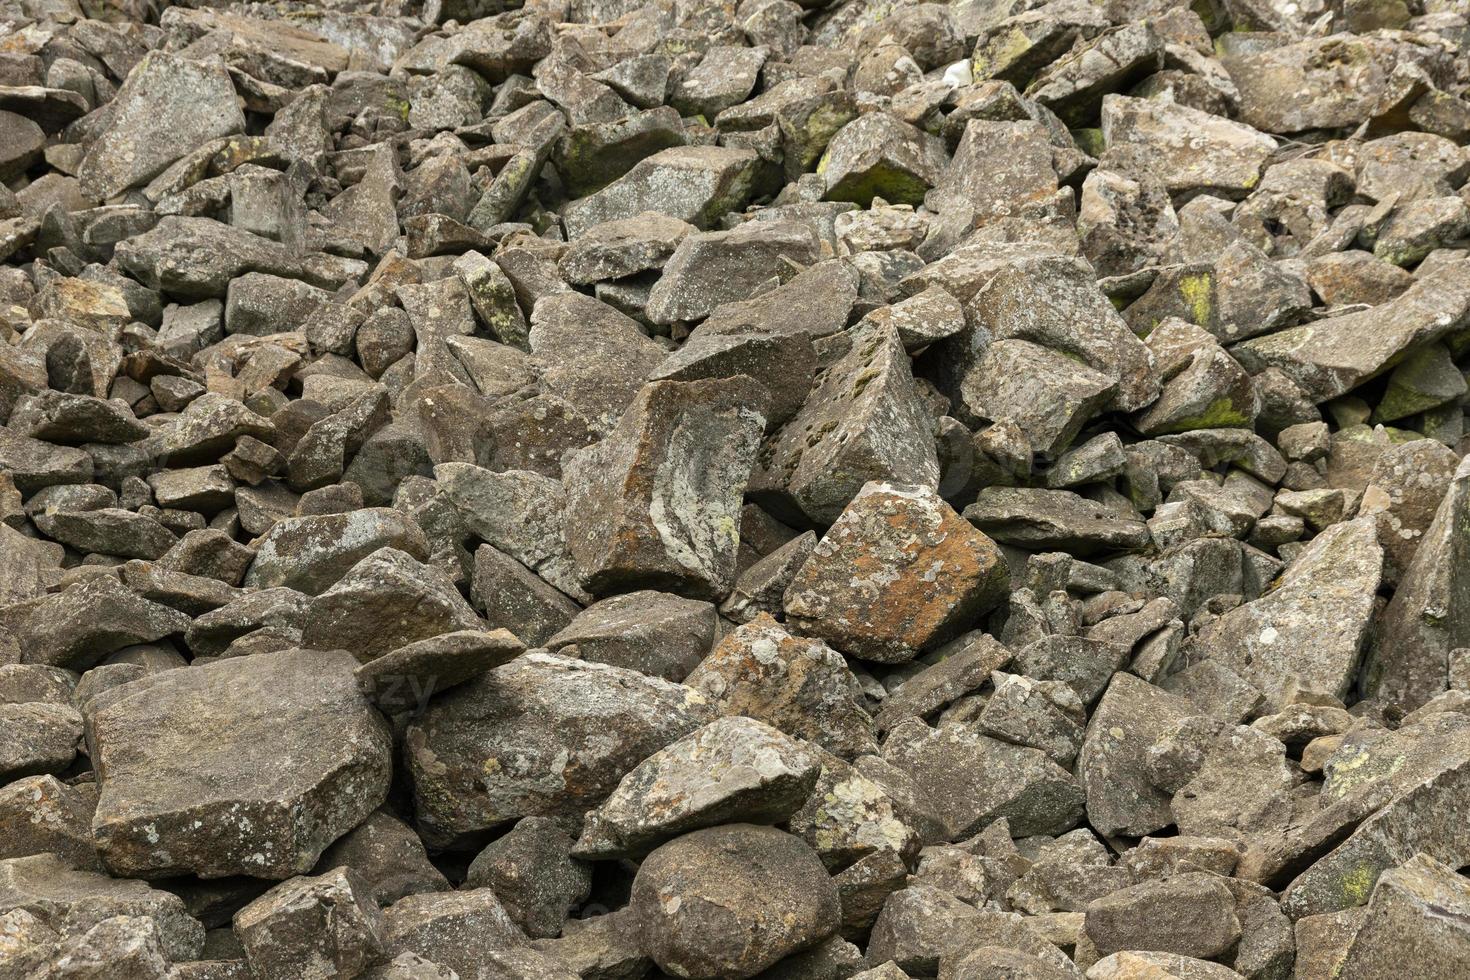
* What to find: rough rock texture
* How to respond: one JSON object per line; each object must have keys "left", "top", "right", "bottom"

{"left": 2, "top": 0, "right": 1470, "bottom": 976}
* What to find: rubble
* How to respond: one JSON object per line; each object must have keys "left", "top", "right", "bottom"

{"left": 1, "top": 0, "right": 1469, "bottom": 975}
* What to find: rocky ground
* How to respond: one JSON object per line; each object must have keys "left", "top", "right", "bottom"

{"left": 2, "top": 0, "right": 1470, "bottom": 977}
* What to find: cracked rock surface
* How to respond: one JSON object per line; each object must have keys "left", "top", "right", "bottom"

{"left": 2, "top": 0, "right": 1470, "bottom": 976}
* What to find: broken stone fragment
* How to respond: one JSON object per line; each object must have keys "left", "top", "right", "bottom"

{"left": 85, "top": 648, "right": 391, "bottom": 879}
{"left": 1100, "top": 94, "right": 1276, "bottom": 199}
{"left": 784, "top": 482, "right": 1008, "bottom": 663}
{"left": 880, "top": 718, "right": 1085, "bottom": 839}
{"left": 1189, "top": 516, "right": 1382, "bottom": 709}
{"left": 1337, "top": 853, "right": 1470, "bottom": 979}
{"left": 405, "top": 652, "right": 711, "bottom": 847}
{"left": 562, "top": 145, "right": 760, "bottom": 238}
{"left": 0, "top": 854, "right": 204, "bottom": 961}
{"left": 244, "top": 507, "right": 429, "bottom": 595}
{"left": 752, "top": 322, "right": 939, "bottom": 527}
{"left": 355, "top": 628, "right": 525, "bottom": 714}
{"left": 821, "top": 111, "right": 948, "bottom": 207}
{"left": 78, "top": 52, "right": 245, "bottom": 200}
{"left": 301, "top": 547, "right": 486, "bottom": 662}
{"left": 12, "top": 576, "right": 190, "bottom": 671}
{"left": 544, "top": 590, "right": 715, "bottom": 683}
{"left": 1232, "top": 260, "right": 1470, "bottom": 405}
{"left": 234, "top": 867, "right": 386, "bottom": 980}
{"left": 684, "top": 614, "right": 876, "bottom": 761}
{"left": 377, "top": 888, "right": 576, "bottom": 979}
{"left": 965, "top": 488, "right": 1150, "bottom": 556}
{"left": 645, "top": 219, "right": 820, "bottom": 326}
{"left": 563, "top": 377, "right": 767, "bottom": 601}
{"left": 575, "top": 715, "right": 819, "bottom": 859}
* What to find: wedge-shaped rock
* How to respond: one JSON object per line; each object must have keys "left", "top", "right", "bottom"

{"left": 78, "top": 52, "right": 245, "bottom": 199}
{"left": 85, "top": 648, "right": 391, "bottom": 880}
{"left": 562, "top": 145, "right": 760, "bottom": 238}
{"left": 1134, "top": 345, "right": 1260, "bottom": 435}
{"left": 752, "top": 322, "right": 938, "bottom": 527}
{"left": 821, "top": 112, "right": 948, "bottom": 207}
{"left": 0, "top": 428, "right": 93, "bottom": 495}
{"left": 1099, "top": 94, "right": 1276, "bottom": 198}
{"left": 954, "top": 339, "right": 1117, "bottom": 456}
{"left": 287, "top": 386, "right": 391, "bottom": 492}
{"left": 964, "top": 488, "right": 1150, "bottom": 555}
{"left": 558, "top": 212, "right": 693, "bottom": 285}
{"left": 31, "top": 508, "right": 176, "bottom": 560}
{"left": 544, "top": 590, "right": 715, "bottom": 683}
{"left": 1338, "top": 854, "right": 1470, "bottom": 979}
{"left": 1279, "top": 727, "right": 1470, "bottom": 920}
{"left": 784, "top": 482, "right": 1008, "bottom": 663}
{"left": 115, "top": 217, "right": 330, "bottom": 301}
{"left": 0, "top": 854, "right": 204, "bottom": 961}
{"left": 356, "top": 628, "right": 525, "bottom": 713}
{"left": 245, "top": 508, "right": 429, "bottom": 596}
{"left": 404, "top": 652, "right": 712, "bottom": 847}
{"left": 379, "top": 889, "right": 577, "bottom": 980}
{"left": 563, "top": 377, "right": 767, "bottom": 601}
{"left": 302, "top": 548, "right": 486, "bottom": 662}
{"left": 10, "top": 391, "right": 149, "bottom": 445}
{"left": 13, "top": 577, "right": 190, "bottom": 671}
{"left": 529, "top": 292, "right": 667, "bottom": 436}
{"left": 646, "top": 220, "right": 820, "bottom": 326}
{"left": 1189, "top": 517, "right": 1381, "bottom": 709}
{"left": 1222, "top": 34, "right": 1438, "bottom": 134}
{"left": 683, "top": 614, "right": 876, "bottom": 761}
{"left": 1232, "top": 260, "right": 1470, "bottom": 404}
{"left": 880, "top": 718, "right": 1084, "bottom": 839}
{"left": 435, "top": 462, "right": 577, "bottom": 592}
{"left": 575, "top": 716, "right": 818, "bottom": 859}
{"left": 1365, "top": 454, "right": 1470, "bottom": 710}
{"left": 1078, "top": 672, "right": 1199, "bottom": 838}
{"left": 156, "top": 392, "right": 274, "bottom": 466}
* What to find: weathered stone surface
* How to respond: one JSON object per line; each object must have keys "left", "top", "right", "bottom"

{"left": 12, "top": 577, "right": 190, "bottom": 671}
{"left": 563, "top": 377, "right": 767, "bottom": 601}
{"left": 466, "top": 816, "right": 589, "bottom": 939}
{"left": 752, "top": 322, "right": 939, "bottom": 527}
{"left": 1233, "top": 262, "right": 1470, "bottom": 405}
{"left": 1100, "top": 94, "right": 1276, "bottom": 198}
{"left": 5, "top": 0, "right": 1470, "bottom": 967}
{"left": 683, "top": 615, "right": 876, "bottom": 761}
{"left": 575, "top": 716, "right": 819, "bottom": 859}
{"left": 964, "top": 488, "right": 1150, "bottom": 556}
{"left": 79, "top": 52, "right": 244, "bottom": 200}
{"left": 1078, "top": 672, "right": 1199, "bottom": 838}
{"left": 880, "top": 718, "right": 1085, "bottom": 839}
{"left": 84, "top": 648, "right": 391, "bottom": 879}
{"left": 234, "top": 867, "right": 386, "bottom": 980}
{"left": 1364, "top": 454, "right": 1470, "bottom": 710}
{"left": 1338, "top": 854, "right": 1470, "bottom": 979}
{"left": 1188, "top": 517, "right": 1382, "bottom": 708}
{"left": 784, "top": 482, "right": 1008, "bottom": 663}
{"left": 301, "top": 548, "right": 486, "bottom": 662}
{"left": 405, "top": 652, "right": 711, "bottom": 847}
{"left": 0, "top": 854, "right": 204, "bottom": 961}
{"left": 630, "top": 825, "right": 841, "bottom": 979}
{"left": 245, "top": 507, "right": 429, "bottom": 595}
{"left": 546, "top": 590, "right": 715, "bottom": 683}
{"left": 355, "top": 628, "right": 525, "bottom": 713}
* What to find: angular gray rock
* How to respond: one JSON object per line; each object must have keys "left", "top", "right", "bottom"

{"left": 84, "top": 648, "right": 391, "bottom": 879}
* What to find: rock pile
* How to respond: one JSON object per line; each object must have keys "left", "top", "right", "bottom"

{"left": 2, "top": 0, "right": 1470, "bottom": 976}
